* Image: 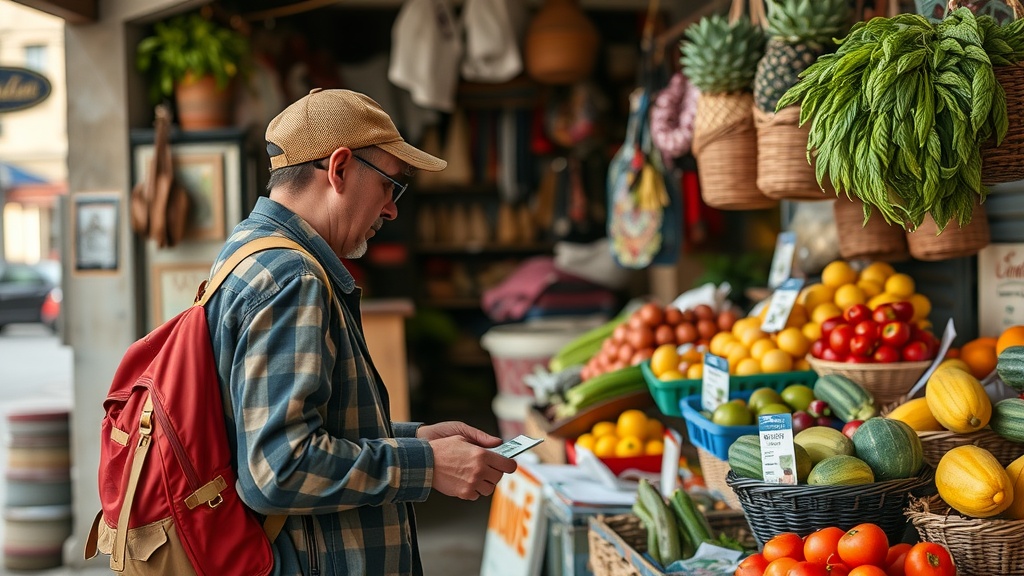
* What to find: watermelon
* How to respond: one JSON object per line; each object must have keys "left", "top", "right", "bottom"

{"left": 850, "top": 417, "right": 924, "bottom": 481}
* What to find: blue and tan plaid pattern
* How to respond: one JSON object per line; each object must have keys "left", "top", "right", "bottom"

{"left": 204, "top": 197, "right": 432, "bottom": 575}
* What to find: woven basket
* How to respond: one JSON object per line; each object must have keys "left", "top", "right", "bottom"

{"left": 805, "top": 356, "right": 931, "bottom": 407}
{"left": 982, "top": 63, "right": 1024, "bottom": 185}
{"left": 726, "top": 466, "right": 936, "bottom": 547}
{"left": 588, "top": 511, "right": 754, "bottom": 576}
{"left": 692, "top": 93, "right": 777, "bottom": 211}
{"left": 906, "top": 198, "right": 990, "bottom": 261}
{"left": 906, "top": 494, "right": 1024, "bottom": 576}
{"left": 755, "top": 106, "right": 831, "bottom": 201}
{"left": 832, "top": 196, "right": 910, "bottom": 262}
{"left": 698, "top": 448, "right": 740, "bottom": 510}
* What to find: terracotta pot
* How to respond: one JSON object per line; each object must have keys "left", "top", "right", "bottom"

{"left": 174, "top": 72, "right": 234, "bottom": 130}
{"left": 524, "top": 0, "right": 599, "bottom": 85}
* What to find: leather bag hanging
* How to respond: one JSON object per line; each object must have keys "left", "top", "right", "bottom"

{"left": 130, "top": 105, "right": 190, "bottom": 248}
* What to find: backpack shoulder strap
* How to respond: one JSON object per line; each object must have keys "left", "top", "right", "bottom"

{"left": 195, "top": 236, "right": 334, "bottom": 307}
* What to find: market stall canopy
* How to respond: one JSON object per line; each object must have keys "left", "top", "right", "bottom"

{"left": 0, "top": 162, "right": 66, "bottom": 207}
{"left": 9, "top": 0, "right": 96, "bottom": 24}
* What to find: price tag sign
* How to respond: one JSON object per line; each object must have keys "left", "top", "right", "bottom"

{"left": 768, "top": 232, "right": 797, "bottom": 289}
{"left": 760, "top": 278, "right": 805, "bottom": 333}
{"left": 906, "top": 318, "right": 958, "bottom": 399}
{"left": 758, "top": 413, "right": 798, "bottom": 485}
{"left": 701, "top": 353, "right": 731, "bottom": 412}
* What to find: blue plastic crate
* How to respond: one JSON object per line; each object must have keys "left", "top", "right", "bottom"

{"left": 681, "top": 392, "right": 844, "bottom": 460}
{"left": 641, "top": 360, "right": 819, "bottom": 418}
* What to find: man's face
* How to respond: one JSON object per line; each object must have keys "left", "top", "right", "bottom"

{"left": 335, "top": 151, "right": 402, "bottom": 258}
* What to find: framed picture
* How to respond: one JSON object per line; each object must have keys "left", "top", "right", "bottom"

{"left": 175, "top": 153, "right": 226, "bottom": 241}
{"left": 73, "top": 192, "right": 120, "bottom": 273}
{"left": 150, "top": 262, "right": 212, "bottom": 324}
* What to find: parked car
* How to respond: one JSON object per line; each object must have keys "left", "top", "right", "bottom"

{"left": 0, "top": 260, "right": 59, "bottom": 332}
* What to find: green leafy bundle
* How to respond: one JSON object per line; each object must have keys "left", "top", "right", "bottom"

{"left": 778, "top": 8, "right": 1024, "bottom": 231}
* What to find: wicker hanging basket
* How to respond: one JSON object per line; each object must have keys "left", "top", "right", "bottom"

{"left": 755, "top": 106, "right": 832, "bottom": 201}
{"left": 692, "top": 92, "right": 777, "bottom": 210}
{"left": 906, "top": 197, "right": 990, "bottom": 261}
{"left": 832, "top": 196, "right": 910, "bottom": 262}
{"left": 982, "top": 63, "right": 1024, "bottom": 183}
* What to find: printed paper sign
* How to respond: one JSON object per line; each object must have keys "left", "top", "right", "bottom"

{"left": 768, "top": 232, "right": 797, "bottom": 289}
{"left": 977, "top": 244, "right": 1024, "bottom": 336}
{"left": 907, "top": 318, "right": 957, "bottom": 399}
{"left": 702, "top": 353, "right": 731, "bottom": 412}
{"left": 760, "top": 278, "right": 805, "bottom": 333}
{"left": 759, "top": 413, "right": 798, "bottom": 485}
{"left": 481, "top": 467, "right": 546, "bottom": 576}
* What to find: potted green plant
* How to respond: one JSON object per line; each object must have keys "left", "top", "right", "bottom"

{"left": 136, "top": 10, "right": 249, "bottom": 130}
{"left": 777, "top": 7, "right": 1024, "bottom": 233}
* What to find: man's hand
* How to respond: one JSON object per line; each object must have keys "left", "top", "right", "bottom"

{"left": 417, "top": 421, "right": 502, "bottom": 447}
{"left": 428, "top": 435, "right": 518, "bottom": 500}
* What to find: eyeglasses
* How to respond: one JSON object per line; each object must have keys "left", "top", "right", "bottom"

{"left": 315, "top": 155, "right": 409, "bottom": 203}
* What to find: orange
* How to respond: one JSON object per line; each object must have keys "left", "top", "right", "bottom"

{"left": 644, "top": 418, "right": 664, "bottom": 440}
{"left": 960, "top": 339, "right": 998, "bottom": 379}
{"left": 739, "top": 326, "right": 768, "bottom": 348}
{"left": 785, "top": 303, "right": 809, "bottom": 329}
{"left": 727, "top": 344, "right": 751, "bottom": 369}
{"left": 731, "top": 316, "right": 762, "bottom": 336}
{"left": 793, "top": 358, "right": 811, "bottom": 371}
{"left": 658, "top": 369, "right": 685, "bottom": 381}
{"left": 709, "top": 332, "right": 736, "bottom": 356}
{"left": 592, "top": 435, "right": 619, "bottom": 458}
{"left": 614, "top": 435, "right": 644, "bottom": 457}
{"left": 811, "top": 302, "right": 843, "bottom": 324}
{"left": 776, "top": 327, "right": 811, "bottom": 358}
{"left": 802, "top": 321, "right": 822, "bottom": 342}
{"left": 867, "top": 292, "right": 901, "bottom": 310}
{"left": 686, "top": 363, "right": 704, "bottom": 379}
{"left": 750, "top": 338, "right": 778, "bottom": 360}
{"left": 884, "top": 273, "right": 916, "bottom": 298}
{"left": 860, "top": 261, "right": 896, "bottom": 284}
{"left": 643, "top": 439, "right": 664, "bottom": 456}
{"left": 591, "top": 421, "right": 617, "bottom": 438}
{"left": 761, "top": 349, "right": 795, "bottom": 373}
{"left": 822, "top": 261, "right": 857, "bottom": 288}
{"left": 799, "top": 284, "right": 836, "bottom": 313}
{"left": 616, "top": 409, "right": 649, "bottom": 440}
{"left": 575, "top": 433, "right": 596, "bottom": 451}
{"left": 734, "top": 357, "right": 762, "bottom": 376}
{"left": 997, "top": 325, "right": 1024, "bottom": 355}
{"left": 649, "top": 344, "right": 681, "bottom": 377}
{"left": 856, "top": 278, "right": 883, "bottom": 298}
{"left": 908, "top": 293, "right": 932, "bottom": 321}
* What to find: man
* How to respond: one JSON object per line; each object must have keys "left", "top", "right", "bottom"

{"left": 204, "top": 88, "right": 517, "bottom": 575}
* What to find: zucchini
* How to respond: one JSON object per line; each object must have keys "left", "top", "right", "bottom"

{"left": 669, "top": 488, "right": 712, "bottom": 551}
{"left": 637, "top": 478, "right": 680, "bottom": 566}
{"left": 631, "top": 498, "right": 659, "bottom": 561}
{"left": 813, "top": 374, "right": 878, "bottom": 422}
{"left": 561, "top": 364, "right": 646, "bottom": 414}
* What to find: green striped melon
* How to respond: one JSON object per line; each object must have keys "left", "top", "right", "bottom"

{"left": 727, "top": 434, "right": 813, "bottom": 482}
{"left": 808, "top": 455, "right": 875, "bottom": 486}
{"left": 850, "top": 417, "right": 924, "bottom": 481}
{"left": 990, "top": 398, "right": 1024, "bottom": 444}
{"left": 997, "top": 346, "right": 1024, "bottom": 393}
{"left": 794, "top": 426, "right": 855, "bottom": 464}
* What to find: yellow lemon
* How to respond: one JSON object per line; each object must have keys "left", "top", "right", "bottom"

{"left": 575, "top": 433, "right": 596, "bottom": 452}
{"left": 686, "top": 363, "right": 704, "bottom": 379}
{"left": 739, "top": 326, "right": 768, "bottom": 348}
{"left": 909, "top": 293, "right": 932, "bottom": 321}
{"left": 885, "top": 273, "right": 916, "bottom": 298}
{"left": 793, "top": 358, "right": 811, "bottom": 371}
{"left": 776, "top": 327, "right": 810, "bottom": 358}
{"left": 591, "top": 421, "right": 617, "bottom": 438}
{"left": 750, "top": 338, "right": 777, "bottom": 361}
{"left": 821, "top": 260, "right": 857, "bottom": 288}
{"left": 856, "top": 278, "right": 884, "bottom": 298}
{"left": 833, "top": 283, "right": 866, "bottom": 310}
{"left": 868, "top": 292, "right": 902, "bottom": 310}
{"left": 593, "top": 435, "right": 619, "bottom": 458}
{"left": 785, "top": 303, "right": 809, "bottom": 329}
{"left": 860, "top": 261, "right": 896, "bottom": 284}
{"left": 616, "top": 409, "right": 650, "bottom": 440}
{"left": 650, "top": 343, "right": 681, "bottom": 377}
{"left": 802, "top": 321, "right": 821, "bottom": 342}
{"left": 645, "top": 418, "right": 664, "bottom": 441}
{"left": 615, "top": 436, "right": 645, "bottom": 458}
{"left": 727, "top": 344, "right": 751, "bottom": 369}
{"left": 709, "top": 332, "right": 736, "bottom": 357}
{"left": 644, "top": 439, "right": 664, "bottom": 456}
{"left": 761, "top": 349, "right": 794, "bottom": 373}
{"left": 734, "top": 357, "right": 762, "bottom": 376}
{"left": 811, "top": 302, "right": 843, "bottom": 324}
{"left": 731, "top": 317, "right": 761, "bottom": 336}
{"left": 799, "top": 283, "right": 836, "bottom": 312}
{"left": 658, "top": 369, "right": 685, "bottom": 382}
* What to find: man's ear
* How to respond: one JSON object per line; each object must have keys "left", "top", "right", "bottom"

{"left": 327, "top": 148, "right": 354, "bottom": 190}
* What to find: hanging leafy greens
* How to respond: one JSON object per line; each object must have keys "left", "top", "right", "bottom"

{"left": 777, "top": 8, "right": 1024, "bottom": 231}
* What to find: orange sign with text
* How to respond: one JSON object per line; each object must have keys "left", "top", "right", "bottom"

{"left": 480, "top": 466, "right": 546, "bottom": 576}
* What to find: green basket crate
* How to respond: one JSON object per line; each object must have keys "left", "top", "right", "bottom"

{"left": 640, "top": 360, "right": 819, "bottom": 417}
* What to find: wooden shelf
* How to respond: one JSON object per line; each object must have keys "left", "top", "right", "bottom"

{"left": 421, "top": 297, "right": 482, "bottom": 310}
{"left": 417, "top": 242, "right": 554, "bottom": 255}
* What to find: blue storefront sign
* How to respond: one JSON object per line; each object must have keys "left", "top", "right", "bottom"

{"left": 0, "top": 67, "right": 52, "bottom": 112}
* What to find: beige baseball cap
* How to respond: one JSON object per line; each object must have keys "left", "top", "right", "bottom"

{"left": 265, "top": 88, "right": 447, "bottom": 172}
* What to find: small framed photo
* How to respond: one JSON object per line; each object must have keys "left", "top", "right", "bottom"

{"left": 150, "top": 262, "right": 212, "bottom": 324}
{"left": 176, "top": 153, "right": 226, "bottom": 241}
{"left": 73, "top": 192, "right": 120, "bottom": 273}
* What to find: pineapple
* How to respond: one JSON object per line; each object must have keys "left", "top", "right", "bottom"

{"left": 680, "top": 15, "right": 766, "bottom": 95}
{"left": 754, "top": 0, "right": 852, "bottom": 112}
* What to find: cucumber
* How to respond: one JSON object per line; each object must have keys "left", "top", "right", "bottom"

{"left": 990, "top": 398, "right": 1024, "bottom": 443}
{"left": 637, "top": 478, "right": 680, "bottom": 565}
{"left": 669, "top": 488, "right": 712, "bottom": 552}
{"left": 813, "top": 374, "right": 878, "bottom": 422}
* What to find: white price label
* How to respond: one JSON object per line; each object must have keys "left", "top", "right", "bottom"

{"left": 906, "top": 318, "right": 957, "bottom": 399}
{"left": 701, "top": 353, "right": 731, "bottom": 413}
{"left": 758, "top": 413, "right": 798, "bottom": 485}
{"left": 768, "top": 232, "right": 797, "bottom": 289}
{"left": 760, "top": 278, "right": 805, "bottom": 333}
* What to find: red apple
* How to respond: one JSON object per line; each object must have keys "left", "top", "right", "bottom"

{"left": 820, "top": 316, "right": 846, "bottom": 341}
{"left": 850, "top": 334, "right": 877, "bottom": 357}
{"left": 880, "top": 321, "right": 911, "bottom": 348}
{"left": 808, "top": 399, "right": 831, "bottom": 418}
{"left": 792, "top": 411, "right": 815, "bottom": 434}
{"left": 890, "top": 300, "right": 915, "bottom": 322}
{"left": 822, "top": 347, "right": 847, "bottom": 362}
{"left": 854, "top": 319, "right": 879, "bottom": 338}
{"left": 843, "top": 303, "right": 872, "bottom": 325}
{"left": 902, "top": 341, "right": 930, "bottom": 362}
{"left": 842, "top": 420, "right": 864, "bottom": 439}
{"left": 829, "top": 325, "right": 855, "bottom": 355}
{"left": 846, "top": 354, "right": 873, "bottom": 363}
{"left": 873, "top": 344, "right": 901, "bottom": 363}
{"left": 872, "top": 303, "right": 900, "bottom": 324}
{"left": 810, "top": 338, "right": 828, "bottom": 359}
{"left": 816, "top": 416, "right": 834, "bottom": 427}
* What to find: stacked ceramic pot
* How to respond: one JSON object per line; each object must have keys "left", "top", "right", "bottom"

{"left": 4, "top": 409, "right": 72, "bottom": 570}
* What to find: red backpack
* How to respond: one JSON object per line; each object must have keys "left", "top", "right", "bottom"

{"left": 85, "top": 237, "right": 321, "bottom": 574}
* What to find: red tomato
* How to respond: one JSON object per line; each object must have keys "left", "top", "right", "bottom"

{"left": 828, "top": 563, "right": 852, "bottom": 576}
{"left": 850, "top": 334, "right": 878, "bottom": 357}
{"left": 849, "top": 566, "right": 888, "bottom": 576}
{"left": 886, "top": 552, "right": 907, "bottom": 576}
{"left": 880, "top": 322, "right": 911, "bottom": 348}
{"left": 903, "top": 542, "right": 956, "bottom": 576}
{"left": 889, "top": 301, "right": 915, "bottom": 322}
{"left": 872, "top": 304, "right": 899, "bottom": 324}
{"left": 735, "top": 552, "right": 769, "bottom": 576}
{"left": 811, "top": 338, "right": 828, "bottom": 359}
{"left": 837, "top": 523, "right": 889, "bottom": 568}
{"left": 854, "top": 320, "right": 880, "bottom": 338}
{"left": 765, "top": 558, "right": 800, "bottom": 576}
{"left": 764, "top": 532, "right": 806, "bottom": 562}
{"left": 804, "top": 526, "right": 846, "bottom": 565}
{"left": 844, "top": 304, "right": 872, "bottom": 325}
{"left": 873, "top": 345, "right": 901, "bottom": 363}
{"left": 821, "top": 316, "right": 846, "bottom": 340}
{"left": 886, "top": 543, "right": 912, "bottom": 567}
{"left": 787, "top": 561, "right": 830, "bottom": 576}
{"left": 830, "top": 325, "right": 856, "bottom": 355}
{"left": 901, "top": 341, "right": 930, "bottom": 362}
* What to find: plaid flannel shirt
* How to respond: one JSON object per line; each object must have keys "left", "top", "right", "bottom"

{"left": 204, "top": 197, "right": 433, "bottom": 575}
